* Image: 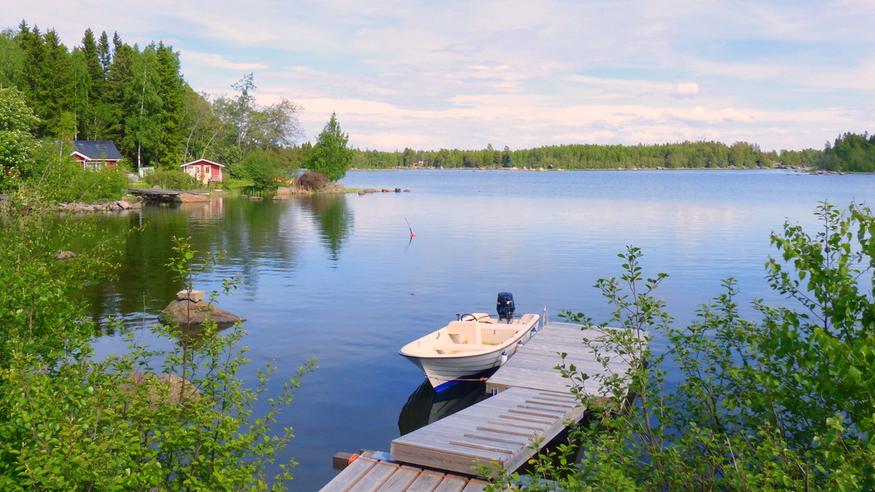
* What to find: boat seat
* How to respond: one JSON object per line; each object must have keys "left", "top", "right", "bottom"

{"left": 433, "top": 344, "right": 492, "bottom": 355}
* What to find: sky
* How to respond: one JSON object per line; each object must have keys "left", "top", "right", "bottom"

{"left": 5, "top": 0, "right": 875, "bottom": 151}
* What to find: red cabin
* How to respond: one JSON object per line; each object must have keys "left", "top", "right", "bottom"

{"left": 181, "top": 158, "right": 225, "bottom": 184}
{"left": 70, "top": 140, "right": 122, "bottom": 170}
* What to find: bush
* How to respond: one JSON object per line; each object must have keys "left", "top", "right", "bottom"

{"left": 296, "top": 171, "right": 328, "bottom": 191}
{"left": 240, "top": 149, "right": 283, "bottom": 191}
{"left": 19, "top": 144, "right": 128, "bottom": 203}
{"left": 143, "top": 169, "right": 200, "bottom": 190}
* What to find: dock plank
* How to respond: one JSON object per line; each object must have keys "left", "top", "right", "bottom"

{"left": 377, "top": 466, "right": 421, "bottom": 491}
{"left": 349, "top": 461, "right": 399, "bottom": 491}
{"left": 320, "top": 456, "right": 378, "bottom": 492}
{"left": 406, "top": 470, "right": 446, "bottom": 492}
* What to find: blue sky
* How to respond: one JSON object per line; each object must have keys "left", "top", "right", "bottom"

{"left": 6, "top": 0, "right": 875, "bottom": 150}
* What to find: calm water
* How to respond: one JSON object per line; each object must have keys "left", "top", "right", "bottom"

{"left": 87, "top": 169, "right": 875, "bottom": 489}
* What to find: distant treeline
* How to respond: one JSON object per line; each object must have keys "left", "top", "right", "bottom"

{"left": 353, "top": 136, "right": 875, "bottom": 172}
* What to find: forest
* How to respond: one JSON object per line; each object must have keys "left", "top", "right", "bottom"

{"left": 1, "top": 23, "right": 872, "bottom": 176}
{"left": 0, "top": 23, "right": 301, "bottom": 175}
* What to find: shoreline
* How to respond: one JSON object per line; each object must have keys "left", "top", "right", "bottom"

{"left": 349, "top": 166, "right": 861, "bottom": 174}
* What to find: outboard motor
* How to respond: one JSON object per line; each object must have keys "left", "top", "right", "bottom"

{"left": 496, "top": 292, "right": 515, "bottom": 323}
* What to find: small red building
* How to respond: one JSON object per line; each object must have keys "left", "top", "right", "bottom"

{"left": 70, "top": 140, "right": 122, "bottom": 169}
{"left": 181, "top": 158, "right": 225, "bottom": 184}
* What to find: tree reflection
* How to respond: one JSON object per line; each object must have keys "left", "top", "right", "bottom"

{"left": 75, "top": 197, "right": 301, "bottom": 328}
{"left": 301, "top": 194, "right": 353, "bottom": 262}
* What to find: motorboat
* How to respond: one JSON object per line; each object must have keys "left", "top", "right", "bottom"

{"left": 400, "top": 294, "right": 541, "bottom": 388}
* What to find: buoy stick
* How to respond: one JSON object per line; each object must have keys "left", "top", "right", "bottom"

{"left": 404, "top": 217, "right": 416, "bottom": 238}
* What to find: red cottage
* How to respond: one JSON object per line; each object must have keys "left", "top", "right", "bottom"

{"left": 70, "top": 140, "right": 122, "bottom": 169}
{"left": 181, "top": 158, "right": 225, "bottom": 184}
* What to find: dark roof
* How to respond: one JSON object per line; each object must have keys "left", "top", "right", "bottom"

{"left": 71, "top": 140, "right": 122, "bottom": 160}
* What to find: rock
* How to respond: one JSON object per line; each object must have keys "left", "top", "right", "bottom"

{"left": 276, "top": 186, "right": 291, "bottom": 195}
{"left": 403, "top": 188, "right": 411, "bottom": 192}
{"left": 125, "top": 372, "right": 200, "bottom": 406}
{"left": 115, "top": 200, "right": 131, "bottom": 210}
{"left": 248, "top": 196, "right": 263, "bottom": 201}
{"left": 152, "top": 185, "right": 161, "bottom": 190}
{"left": 161, "top": 298, "right": 244, "bottom": 327}
{"left": 176, "top": 289, "right": 206, "bottom": 302}
{"left": 54, "top": 251, "right": 76, "bottom": 260}
{"left": 178, "top": 193, "right": 209, "bottom": 203}
{"left": 363, "top": 188, "right": 378, "bottom": 194}
{"left": 381, "top": 188, "right": 391, "bottom": 192}
{"left": 394, "top": 187, "right": 402, "bottom": 192}
{"left": 357, "top": 191, "right": 365, "bottom": 196}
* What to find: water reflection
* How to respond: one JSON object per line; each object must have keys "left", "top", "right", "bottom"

{"left": 79, "top": 196, "right": 316, "bottom": 325}
{"left": 398, "top": 380, "right": 486, "bottom": 435}
{"left": 300, "top": 194, "right": 353, "bottom": 261}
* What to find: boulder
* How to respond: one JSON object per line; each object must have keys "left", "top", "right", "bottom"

{"left": 403, "top": 188, "right": 411, "bottom": 192}
{"left": 54, "top": 250, "right": 76, "bottom": 260}
{"left": 381, "top": 188, "right": 391, "bottom": 192}
{"left": 125, "top": 372, "right": 200, "bottom": 406}
{"left": 275, "top": 186, "right": 292, "bottom": 195}
{"left": 161, "top": 298, "right": 244, "bottom": 327}
{"left": 394, "top": 187, "right": 402, "bottom": 193}
{"left": 176, "top": 289, "right": 206, "bottom": 302}
{"left": 115, "top": 200, "right": 131, "bottom": 210}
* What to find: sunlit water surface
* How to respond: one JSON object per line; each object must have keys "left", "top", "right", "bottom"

{"left": 86, "top": 169, "right": 875, "bottom": 489}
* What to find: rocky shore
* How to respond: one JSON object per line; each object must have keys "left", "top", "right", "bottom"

{"left": 58, "top": 198, "right": 144, "bottom": 213}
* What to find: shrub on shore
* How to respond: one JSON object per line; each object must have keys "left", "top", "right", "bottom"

{"left": 143, "top": 169, "right": 201, "bottom": 190}
{"left": 296, "top": 170, "right": 329, "bottom": 191}
{"left": 240, "top": 149, "right": 283, "bottom": 191}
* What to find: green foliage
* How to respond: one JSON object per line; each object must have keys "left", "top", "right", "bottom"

{"left": 143, "top": 168, "right": 201, "bottom": 190}
{"left": 491, "top": 203, "right": 874, "bottom": 490}
{"left": 0, "top": 210, "right": 314, "bottom": 489}
{"left": 16, "top": 142, "right": 128, "bottom": 203}
{"left": 306, "top": 112, "right": 352, "bottom": 181}
{"left": 819, "top": 132, "right": 875, "bottom": 172}
{"left": 0, "top": 29, "right": 24, "bottom": 88}
{"left": 240, "top": 148, "right": 283, "bottom": 191}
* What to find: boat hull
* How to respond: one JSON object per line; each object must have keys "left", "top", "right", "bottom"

{"left": 402, "top": 326, "right": 537, "bottom": 388}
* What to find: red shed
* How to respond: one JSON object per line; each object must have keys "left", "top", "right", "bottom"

{"left": 181, "top": 159, "right": 225, "bottom": 184}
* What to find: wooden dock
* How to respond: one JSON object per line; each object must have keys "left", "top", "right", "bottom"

{"left": 321, "top": 321, "right": 640, "bottom": 489}
{"left": 320, "top": 454, "right": 487, "bottom": 492}
{"left": 486, "top": 322, "right": 632, "bottom": 398}
{"left": 391, "top": 386, "right": 582, "bottom": 475}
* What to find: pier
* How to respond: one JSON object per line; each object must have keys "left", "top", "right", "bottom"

{"left": 320, "top": 321, "right": 641, "bottom": 491}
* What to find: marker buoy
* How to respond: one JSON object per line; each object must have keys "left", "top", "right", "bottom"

{"left": 404, "top": 217, "right": 416, "bottom": 238}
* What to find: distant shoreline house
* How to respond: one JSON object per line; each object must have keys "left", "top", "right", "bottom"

{"left": 181, "top": 158, "right": 225, "bottom": 184}
{"left": 70, "top": 141, "right": 122, "bottom": 170}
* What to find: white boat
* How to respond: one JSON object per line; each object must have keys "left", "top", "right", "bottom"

{"left": 400, "top": 313, "right": 541, "bottom": 388}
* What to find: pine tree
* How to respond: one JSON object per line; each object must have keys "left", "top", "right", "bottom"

{"left": 97, "top": 31, "right": 111, "bottom": 72}
{"left": 153, "top": 43, "right": 185, "bottom": 168}
{"left": 306, "top": 112, "right": 352, "bottom": 181}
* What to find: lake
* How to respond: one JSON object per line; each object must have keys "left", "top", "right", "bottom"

{"left": 88, "top": 169, "right": 875, "bottom": 489}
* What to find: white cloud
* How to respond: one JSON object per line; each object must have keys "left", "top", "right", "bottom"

{"left": 675, "top": 82, "right": 699, "bottom": 96}
{"left": 182, "top": 51, "right": 267, "bottom": 71}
